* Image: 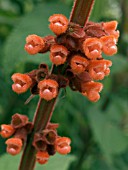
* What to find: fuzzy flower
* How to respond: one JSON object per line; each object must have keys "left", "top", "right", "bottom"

{"left": 0, "top": 124, "right": 15, "bottom": 138}
{"left": 82, "top": 81, "right": 103, "bottom": 102}
{"left": 83, "top": 38, "right": 102, "bottom": 59}
{"left": 55, "top": 137, "right": 71, "bottom": 155}
{"left": 38, "top": 79, "right": 58, "bottom": 101}
{"left": 5, "top": 138, "right": 23, "bottom": 156}
{"left": 25, "top": 34, "right": 45, "bottom": 55}
{"left": 50, "top": 44, "right": 68, "bottom": 65}
{"left": 87, "top": 59, "right": 112, "bottom": 80}
{"left": 100, "top": 35, "right": 117, "bottom": 56}
{"left": 102, "top": 21, "right": 120, "bottom": 40}
{"left": 49, "top": 14, "right": 68, "bottom": 35}
{"left": 11, "top": 73, "right": 32, "bottom": 94}
{"left": 36, "top": 151, "right": 50, "bottom": 164}
{"left": 70, "top": 55, "right": 89, "bottom": 74}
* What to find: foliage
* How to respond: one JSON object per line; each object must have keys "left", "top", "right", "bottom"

{"left": 0, "top": 0, "right": 128, "bottom": 170}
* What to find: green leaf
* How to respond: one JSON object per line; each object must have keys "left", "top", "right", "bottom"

{"left": 87, "top": 106, "right": 128, "bottom": 156}
{"left": 3, "top": 1, "right": 70, "bottom": 79}
{"left": 0, "top": 153, "right": 75, "bottom": 170}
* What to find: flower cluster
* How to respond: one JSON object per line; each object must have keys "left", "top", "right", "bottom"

{"left": 3, "top": 13, "right": 119, "bottom": 166}
{"left": 11, "top": 14, "right": 119, "bottom": 102}
{"left": 0, "top": 113, "right": 33, "bottom": 155}
{"left": 33, "top": 123, "right": 71, "bottom": 164}
{"left": 0, "top": 116, "right": 71, "bottom": 165}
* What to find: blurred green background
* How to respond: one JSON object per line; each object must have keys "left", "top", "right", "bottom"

{"left": 0, "top": 0, "right": 128, "bottom": 169}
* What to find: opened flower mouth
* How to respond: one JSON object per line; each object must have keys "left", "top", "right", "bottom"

{"left": 36, "top": 151, "right": 50, "bottom": 164}
{"left": 38, "top": 79, "right": 58, "bottom": 101}
{"left": 11, "top": 73, "right": 32, "bottom": 94}
{"left": 49, "top": 14, "right": 68, "bottom": 35}
{"left": 70, "top": 55, "right": 89, "bottom": 74}
{"left": 6, "top": 138, "right": 23, "bottom": 155}
{"left": 55, "top": 137, "right": 71, "bottom": 155}
{"left": 25, "top": 34, "right": 45, "bottom": 55}
{"left": 50, "top": 44, "right": 68, "bottom": 65}
{"left": 83, "top": 38, "right": 102, "bottom": 59}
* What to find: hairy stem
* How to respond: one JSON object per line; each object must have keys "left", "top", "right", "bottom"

{"left": 69, "top": 0, "right": 95, "bottom": 26}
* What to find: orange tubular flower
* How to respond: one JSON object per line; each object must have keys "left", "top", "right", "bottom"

{"left": 83, "top": 38, "right": 103, "bottom": 59}
{"left": 5, "top": 138, "right": 23, "bottom": 156}
{"left": 38, "top": 79, "right": 58, "bottom": 101}
{"left": 55, "top": 137, "right": 71, "bottom": 155}
{"left": 36, "top": 151, "right": 50, "bottom": 165}
{"left": 50, "top": 44, "right": 68, "bottom": 65}
{"left": 88, "top": 59, "right": 112, "bottom": 80}
{"left": 102, "top": 21, "right": 120, "bottom": 40}
{"left": 0, "top": 124, "right": 15, "bottom": 138}
{"left": 70, "top": 55, "right": 89, "bottom": 74}
{"left": 82, "top": 81, "right": 103, "bottom": 102}
{"left": 49, "top": 14, "right": 68, "bottom": 35}
{"left": 25, "top": 34, "right": 45, "bottom": 55}
{"left": 100, "top": 35, "right": 117, "bottom": 56}
{"left": 11, "top": 73, "right": 32, "bottom": 94}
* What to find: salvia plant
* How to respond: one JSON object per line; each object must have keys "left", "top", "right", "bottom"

{"left": 0, "top": 0, "right": 120, "bottom": 169}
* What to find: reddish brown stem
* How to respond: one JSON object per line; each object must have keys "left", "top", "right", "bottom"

{"left": 19, "top": 98, "right": 57, "bottom": 170}
{"left": 69, "top": 0, "right": 95, "bottom": 27}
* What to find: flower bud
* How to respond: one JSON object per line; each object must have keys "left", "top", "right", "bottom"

{"left": 0, "top": 124, "right": 15, "bottom": 138}
{"left": 100, "top": 35, "right": 117, "bottom": 56}
{"left": 25, "top": 34, "right": 45, "bottom": 55}
{"left": 50, "top": 44, "right": 68, "bottom": 65}
{"left": 11, "top": 73, "right": 32, "bottom": 94}
{"left": 49, "top": 14, "right": 68, "bottom": 35}
{"left": 55, "top": 137, "right": 71, "bottom": 155}
{"left": 5, "top": 138, "right": 22, "bottom": 155}
{"left": 36, "top": 151, "right": 50, "bottom": 164}
{"left": 83, "top": 38, "right": 102, "bottom": 59}
{"left": 38, "top": 79, "right": 58, "bottom": 101}
{"left": 70, "top": 55, "right": 89, "bottom": 74}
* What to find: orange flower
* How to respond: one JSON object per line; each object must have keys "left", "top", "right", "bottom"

{"left": 83, "top": 38, "right": 102, "bottom": 59}
{"left": 88, "top": 60, "right": 112, "bottom": 80}
{"left": 55, "top": 137, "right": 71, "bottom": 155}
{"left": 36, "top": 151, "right": 50, "bottom": 164}
{"left": 5, "top": 138, "right": 23, "bottom": 155}
{"left": 100, "top": 35, "right": 117, "bottom": 56}
{"left": 11, "top": 73, "right": 32, "bottom": 94}
{"left": 102, "top": 21, "right": 119, "bottom": 40}
{"left": 25, "top": 34, "right": 45, "bottom": 55}
{"left": 38, "top": 79, "right": 58, "bottom": 101}
{"left": 49, "top": 14, "right": 68, "bottom": 35}
{"left": 82, "top": 81, "right": 103, "bottom": 102}
{"left": 70, "top": 55, "right": 89, "bottom": 74}
{"left": 0, "top": 124, "right": 15, "bottom": 138}
{"left": 50, "top": 44, "right": 68, "bottom": 65}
